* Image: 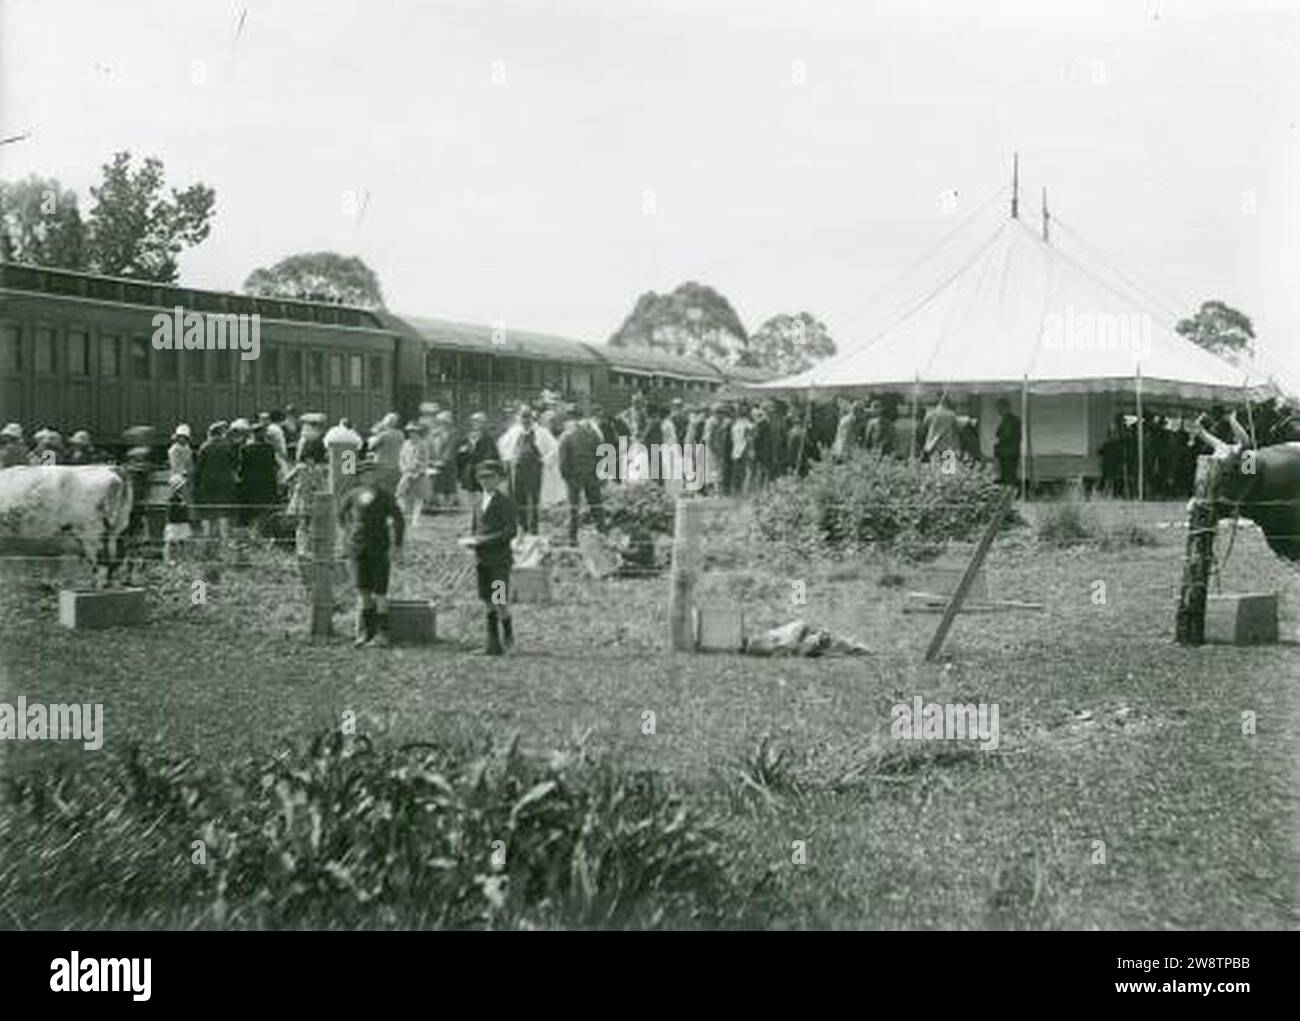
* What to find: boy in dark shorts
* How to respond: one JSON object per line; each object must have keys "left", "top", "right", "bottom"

{"left": 338, "top": 462, "right": 405, "bottom": 647}
{"left": 458, "top": 459, "right": 517, "bottom": 655}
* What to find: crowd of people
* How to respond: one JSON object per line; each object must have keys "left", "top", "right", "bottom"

{"left": 3, "top": 392, "right": 1294, "bottom": 554}
{"left": 4, "top": 389, "right": 1294, "bottom": 654}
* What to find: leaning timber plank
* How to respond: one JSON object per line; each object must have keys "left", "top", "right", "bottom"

{"left": 923, "top": 487, "right": 1016, "bottom": 661}
{"left": 903, "top": 598, "right": 1045, "bottom": 615}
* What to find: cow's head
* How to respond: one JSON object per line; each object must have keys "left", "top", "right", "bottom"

{"left": 1191, "top": 412, "right": 1256, "bottom": 510}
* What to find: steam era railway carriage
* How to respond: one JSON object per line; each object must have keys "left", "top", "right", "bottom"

{"left": 0, "top": 262, "right": 758, "bottom": 448}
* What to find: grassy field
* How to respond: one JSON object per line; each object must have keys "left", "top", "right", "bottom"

{"left": 1, "top": 496, "right": 1298, "bottom": 929}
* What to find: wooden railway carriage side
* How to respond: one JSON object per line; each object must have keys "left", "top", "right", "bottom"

{"left": 587, "top": 344, "right": 727, "bottom": 408}
{"left": 0, "top": 263, "right": 413, "bottom": 445}
{"left": 405, "top": 315, "right": 606, "bottom": 425}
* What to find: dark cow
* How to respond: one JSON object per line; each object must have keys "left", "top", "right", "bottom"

{"left": 1193, "top": 412, "right": 1300, "bottom": 562}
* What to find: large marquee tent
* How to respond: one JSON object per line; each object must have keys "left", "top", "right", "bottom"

{"left": 749, "top": 177, "right": 1273, "bottom": 487}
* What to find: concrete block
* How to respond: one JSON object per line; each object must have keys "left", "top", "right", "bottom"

{"left": 386, "top": 600, "right": 437, "bottom": 645}
{"left": 59, "top": 588, "right": 146, "bottom": 629}
{"left": 910, "top": 566, "right": 989, "bottom": 601}
{"left": 692, "top": 606, "right": 746, "bottom": 652}
{"left": 1204, "top": 593, "right": 1278, "bottom": 645}
{"left": 510, "top": 566, "right": 552, "bottom": 604}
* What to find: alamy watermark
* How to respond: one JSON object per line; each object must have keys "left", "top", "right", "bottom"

{"left": 0, "top": 697, "right": 103, "bottom": 750}
{"left": 891, "top": 696, "right": 1000, "bottom": 750}
{"left": 1040, "top": 306, "right": 1151, "bottom": 361}
{"left": 596, "top": 439, "right": 707, "bottom": 492}
{"left": 151, "top": 306, "right": 261, "bottom": 360}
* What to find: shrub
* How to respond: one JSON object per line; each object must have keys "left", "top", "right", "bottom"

{"left": 603, "top": 482, "right": 675, "bottom": 537}
{"left": 753, "top": 452, "right": 1009, "bottom": 559}
{"left": 1036, "top": 499, "right": 1096, "bottom": 547}
{"left": 0, "top": 730, "right": 765, "bottom": 930}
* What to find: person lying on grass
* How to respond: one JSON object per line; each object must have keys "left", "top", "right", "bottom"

{"left": 457, "top": 459, "right": 517, "bottom": 656}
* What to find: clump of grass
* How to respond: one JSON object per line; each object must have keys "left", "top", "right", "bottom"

{"left": 1099, "top": 521, "right": 1159, "bottom": 550}
{"left": 736, "top": 735, "right": 799, "bottom": 804}
{"left": 1036, "top": 500, "right": 1096, "bottom": 547}
{"left": 0, "top": 730, "right": 771, "bottom": 930}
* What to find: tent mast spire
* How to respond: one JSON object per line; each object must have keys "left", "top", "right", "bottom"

{"left": 1011, "top": 152, "right": 1019, "bottom": 219}
{"left": 1041, "top": 186, "right": 1050, "bottom": 243}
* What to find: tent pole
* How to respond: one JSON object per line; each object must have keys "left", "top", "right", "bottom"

{"left": 1019, "top": 376, "right": 1029, "bottom": 501}
{"left": 1136, "top": 365, "right": 1144, "bottom": 502}
{"left": 910, "top": 376, "right": 920, "bottom": 462}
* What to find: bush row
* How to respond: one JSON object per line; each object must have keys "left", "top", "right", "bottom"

{"left": 753, "top": 453, "right": 1011, "bottom": 558}
{"left": 0, "top": 730, "right": 769, "bottom": 929}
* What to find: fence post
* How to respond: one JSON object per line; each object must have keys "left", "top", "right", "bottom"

{"left": 668, "top": 498, "right": 705, "bottom": 651}
{"left": 310, "top": 491, "right": 335, "bottom": 639}
{"left": 1175, "top": 455, "right": 1218, "bottom": 645}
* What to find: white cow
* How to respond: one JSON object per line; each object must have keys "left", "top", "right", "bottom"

{"left": 0, "top": 465, "right": 135, "bottom": 584}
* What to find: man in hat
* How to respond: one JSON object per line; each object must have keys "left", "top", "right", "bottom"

{"left": 65, "top": 430, "right": 100, "bottom": 465}
{"left": 338, "top": 459, "right": 405, "bottom": 647}
{"left": 396, "top": 421, "right": 431, "bottom": 528}
{"left": 459, "top": 459, "right": 517, "bottom": 655}
{"left": 559, "top": 407, "right": 606, "bottom": 546}
{"left": 498, "top": 405, "right": 549, "bottom": 534}
{"left": 367, "top": 412, "right": 404, "bottom": 495}
{"left": 195, "top": 422, "right": 238, "bottom": 540}
{"left": 426, "top": 409, "right": 459, "bottom": 510}
{"left": 0, "top": 422, "right": 28, "bottom": 468}
{"left": 237, "top": 421, "right": 280, "bottom": 533}
{"left": 29, "top": 429, "right": 64, "bottom": 466}
{"left": 457, "top": 412, "right": 497, "bottom": 492}
{"left": 166, "top": 425, "right": 195, "bottom": 554}
{"left": 281, "top": 405, "right": 300, "bottom": 455}
{"left": 922, "top": 393, "right": 960, "bottom": 465}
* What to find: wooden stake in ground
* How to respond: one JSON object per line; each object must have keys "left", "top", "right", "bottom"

{"left": 668, "top": 498, "right": 706, "bottom": 651}
{"left": 924, "top": 487, "right": 1016, "bottom": 662}
{"left": 310, "top": 491, "right": 336, "bottom": 639}
{"left": 1175, "top": 455, "right": 1219, "bottom": 646}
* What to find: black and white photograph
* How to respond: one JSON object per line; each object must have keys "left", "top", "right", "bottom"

{"left": 0, "top": 0, "right": 1298, "bottom": 978}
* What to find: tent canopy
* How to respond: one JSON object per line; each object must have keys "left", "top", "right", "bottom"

{"left": 752, "top": 217, "right": 1270, "bottom": 405}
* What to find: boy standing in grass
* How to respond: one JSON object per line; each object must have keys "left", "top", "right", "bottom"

{"left": 459, "top": 459, "right": 517, "bottom": 656}
{"left": 339, "top": 460, "right": 405, "bottom": 647}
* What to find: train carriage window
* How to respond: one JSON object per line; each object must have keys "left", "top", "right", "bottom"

{"left": 285, "top": 350, "right": 303, "bottom": 386}
{"left": 308, "top": 352, "right": 324, "bottom": 389}
{"left": 214, "top": 349, "right": 232, "bottom": 382}
{"left": 496, "top": 357, "right": 515, "bottom": 385}
{"left": 159, "top": 346, "right": 179, "bottom": 381}
{"left": 329, "top": 354, "right": 344, "bottom": 388}
{"left": 348, "top": 354, "right": 363, "bottom": 389}
{"left": 460, "top": 353, "right": 487, "bottom": 382}
{"left": 34, "top": 327, "right": 56, "bottom": 374}
{"left": 262, "top": 347, "right": 280, "bottom": 385}
{"left": 0, "top": 325, "right": 20, "bottom": 372}
{"left": 368, "top": 355, "right": 384, "bottom": 392}
{"left": 100, "top": 334, "right": 121, "bottom": 377}
{"left": 130, "top": 336, "right": 151, "bottom": 380}
{"left": 68, "top": 330, "right": 90, "bottom": 376}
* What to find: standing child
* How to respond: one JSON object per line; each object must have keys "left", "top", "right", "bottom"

{"left": 459, "top": 459, "right": 517, "bottom": 655}
{"left": 338, "top": 461, "right": 405, "bottom": 647}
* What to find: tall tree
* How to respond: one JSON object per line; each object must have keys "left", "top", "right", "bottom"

{"left": 243, "top": 252, "right": 386, "bottom": 308}
{"left": 1176, "top": 300, "right": 1255, "bottom": 360}
{"left": 0, "top": 176, "right": 87, "bottom": 269}
{"left": 743, "top": 312, "right": 836, "bottom": 375}
{"left": 84, "top": 151, "right": 215, "bottom": 281}
{"left": 608, "top": 281, "right": 748, "bottom": 364}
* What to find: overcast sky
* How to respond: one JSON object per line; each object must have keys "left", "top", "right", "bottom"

{"left": 3, "top": 0, "right": 1297, "bottom": 388}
